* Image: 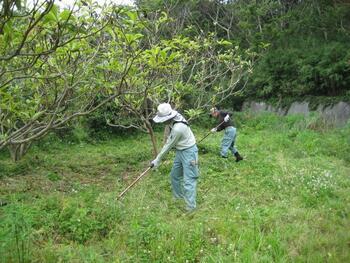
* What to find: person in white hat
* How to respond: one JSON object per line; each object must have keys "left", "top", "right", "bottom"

{"left": 151, "top": 103, "right": 199, "bottom": 212}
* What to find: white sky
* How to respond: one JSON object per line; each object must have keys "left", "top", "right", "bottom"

{"left": 58, "top": 0, "right": 135, "bottom": 7}
{"left": 27, "top": 0, "right": 135, "bottom": 8}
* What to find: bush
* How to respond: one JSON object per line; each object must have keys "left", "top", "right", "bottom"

{"left": 248, "top": 41, "right": 350, "bottom": 98}
{"left": 0, "top": 203, "right": 38, "bottom": 263}
{"left": 56, "top": 189, "right": 122, "bottom": 243}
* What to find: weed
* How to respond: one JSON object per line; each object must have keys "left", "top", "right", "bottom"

{"left": 0, "top": 113, "right": 349, "bottom": 262}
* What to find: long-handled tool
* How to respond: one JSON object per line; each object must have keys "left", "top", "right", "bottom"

{"left": 117, "top": 119, "right": 224, "bottom": 199}
{"left": 117, "top": 165, "right": 153, "bottom": 200}
{"left": 197, "top": 120, "right": 225, "bottom": 144}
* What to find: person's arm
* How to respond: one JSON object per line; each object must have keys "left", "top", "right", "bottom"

{"left": 152, "top": 127, "right": 181, "bottom": 167}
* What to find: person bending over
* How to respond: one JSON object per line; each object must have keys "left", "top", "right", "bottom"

{"left": 151, "top": 103, "right": 199, "bottom": 212}
{"left": 210, "top": 107, "right": 243, "bottom": 162}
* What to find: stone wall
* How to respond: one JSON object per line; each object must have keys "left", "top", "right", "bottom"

{"left": 242, "top": 101, "right": 350, "bottom": 127}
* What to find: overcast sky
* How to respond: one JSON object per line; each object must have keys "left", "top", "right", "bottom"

{"left": 27, "top": 0, "right": 135, "bottom": 8}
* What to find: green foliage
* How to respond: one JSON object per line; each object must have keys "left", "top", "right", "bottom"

{"left": 47, "top": 172, "right": 61, "bottom": 182}
{"left": 54, "top": 191, "right": 123, "bottom": 243}
{"left": 0, "top": 155, "right": 40, "bottom": 177}
{"left": 0, "top": 203, "right": 36, "bottom": 263}
{"left": 0, "top": 1, "right": 130, "bottom": 160}
{"left": 137, "top": 0, "right": 350, "bottom": 100}
{"left": 0, "top": 114, "right": 349, "bottom": 261}
{"left": 1, "top": 0, "right": 350, "bottom": 259}
{"left": 58, "top": 201, "right": 102, "bottom": 243}
{"left": 248, "top": 41, "right": 350, "bottom": 98}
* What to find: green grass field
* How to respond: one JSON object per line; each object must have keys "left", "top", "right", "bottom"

{"left": 0, "top": 113, "right": 349, "bottom": 262}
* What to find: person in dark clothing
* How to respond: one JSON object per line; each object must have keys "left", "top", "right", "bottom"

{"left": 210, "top": 107, "right": 243, "bottom": 162}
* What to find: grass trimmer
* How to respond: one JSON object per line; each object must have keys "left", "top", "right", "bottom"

{"left": 117, "top": 165, "right": 153, "bottom": 200}
{"left": 196, "top": 120, "right": 225, "bottom": 154}
{"left": 197, "top": 120, "right": 225, "bottom": 144}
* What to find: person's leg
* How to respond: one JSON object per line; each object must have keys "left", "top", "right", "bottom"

{"left": 221, "top": 128, "right": 235, "bottom": 157}
{"left": 229, "top": 127, "right": 237, "bottom": 154}
{"left": 234, "top": 151, "right": 243, "bottom": 162}
{"left": 170, "top": 151, "right": 184, "bottom": 199}
{"left": 229, "top": 127, "right": 243, "bottom": 162}
{"left": 181, "top": 145, "right": 199, "bottom": 211}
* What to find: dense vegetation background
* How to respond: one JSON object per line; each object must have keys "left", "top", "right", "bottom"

{"left": 1, "top": 0, "right": 349, "bottom": 160}
{"left": 140, "top": 0, "right": 350, "bottom": 98}
{"left": 0, "top": 0, "right": 349, "bottom": 262}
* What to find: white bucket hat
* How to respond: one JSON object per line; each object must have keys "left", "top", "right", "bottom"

{"left": 153, "top": 103, "right": 178, "bottom": 123}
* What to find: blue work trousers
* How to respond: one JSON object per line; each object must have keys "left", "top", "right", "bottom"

{"left": 220, "top": 126, "right": 237, "bottom": 157}
{"left": 170, "top": 145, "right": 199, "bottom": 210}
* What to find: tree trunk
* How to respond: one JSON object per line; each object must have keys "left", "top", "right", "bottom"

{"left": 163, "top": 125, "right": 170, "bottom": 144}
{"left": 144, "top": 119, "right": 158, "bottom": 157}
{"left": 257, "top": 15, "right": 262, "bottom": 34}
{"left": 7, "top": 142, "right": 32, "bottom": 162}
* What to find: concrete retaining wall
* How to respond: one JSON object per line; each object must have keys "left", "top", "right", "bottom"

{"left": 242, "top": 101, "right": 350, "bottom": 127}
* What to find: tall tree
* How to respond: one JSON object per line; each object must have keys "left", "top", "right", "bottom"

{"left": 106, "top": 10, "right": 252, "bottom": 155}
{"left": 0, "top": 1, "right": 137, "bottom": 161}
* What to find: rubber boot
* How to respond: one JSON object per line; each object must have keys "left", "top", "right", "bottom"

{"left": 234, "top": 152, "right": 243, "bottom": 162}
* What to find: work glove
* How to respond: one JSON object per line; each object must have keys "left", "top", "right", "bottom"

{"left": 224, "top": 114, "right": 230, "bottom": 122}
{"left": 150, "top": 158, "right": 160, "bottom": 169}
{"left": 211, "top": 127, "right": 217, "bottom": 133}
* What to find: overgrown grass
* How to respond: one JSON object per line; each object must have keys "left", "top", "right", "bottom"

{"left": 0, "top": 113, "right": 349, "bottom": 262}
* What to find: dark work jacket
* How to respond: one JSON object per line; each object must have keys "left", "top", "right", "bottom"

{"left": 216, "top": 111, "right": 233, "bottom": 132}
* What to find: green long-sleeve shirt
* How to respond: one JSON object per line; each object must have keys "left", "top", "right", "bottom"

{"left": 155, "top": 121, "right": 196, "bottom": 163}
